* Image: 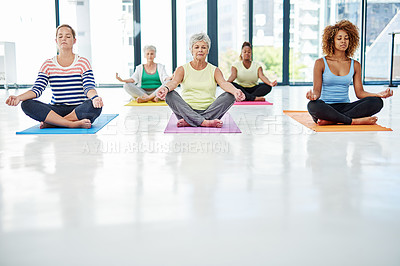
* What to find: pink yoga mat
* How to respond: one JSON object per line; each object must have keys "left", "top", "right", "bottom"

{"left": 164, "top": 113, "right": 241, "bottom": 133}
{"left": 234, "top": 101, "right": 273, "bottom": 105}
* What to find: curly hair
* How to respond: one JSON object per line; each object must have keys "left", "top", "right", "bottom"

{"left": 322, "top": 20, "right": 359, "bottom": 58}
{"left": 239, "top": 41, "right": 252, "bottom": 60}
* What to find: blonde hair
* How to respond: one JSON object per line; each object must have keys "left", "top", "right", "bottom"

{"left": 322, "top": 20, "right": 359, "bottom": 58}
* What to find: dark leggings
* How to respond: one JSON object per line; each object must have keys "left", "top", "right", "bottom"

{"left": 307, "top": 97, "right": 383, "bottom": 125}
{"left": 231, "top": 82, "right": 272, "bottom": 101}
{"left": 21, "top": 99, "right": 102, "bottom": 123}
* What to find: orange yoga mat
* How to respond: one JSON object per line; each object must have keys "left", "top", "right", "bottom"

{"left": 283, "top": 110, "right": 392, "bottom": 132}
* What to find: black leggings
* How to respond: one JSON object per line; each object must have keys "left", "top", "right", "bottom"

{"left": 307, "top": 97, "right": 383, "bottom": 125}
{"left": 231, "top": 82, "right": 272, "bottom": 101}
{"left": 21, "top": 99, "right": 102, "bottom": 123}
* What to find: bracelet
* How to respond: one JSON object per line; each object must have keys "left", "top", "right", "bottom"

{"left": 91, "top": 95, "right": 99, "bottom": 100}
{"left": 164, "top": 85, "right": 170, "bottom": 92}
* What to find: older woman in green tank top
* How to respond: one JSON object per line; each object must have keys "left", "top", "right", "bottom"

{"left": 116, "top": 45, "right": 171, "bottom": 103}
{"left": 156, "top": 33, "right": 245, "bottom": 128}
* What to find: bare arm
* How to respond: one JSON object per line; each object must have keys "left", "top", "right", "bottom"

{"left": 353, "top": 61, "right": 393, "bottom": 99}
{"left": 115, "top": 72, "right": 135, "bottom": 83}
{"left": 5, "top": 90, "right": 37, "bottom": 106}
{"left": 257, "top": 67, "right": 277, "bottom": 87}
{"left": 306, "top": 59, "right": 324, "bottom": 101}
{"left": 214, "top": 68, "right": 245, "bottom": 101}
{"left": 226, "top": 66, "right": 237, "bottom": 83}
{"left": 156, "top": 66, "right": 185, "bottom": 100}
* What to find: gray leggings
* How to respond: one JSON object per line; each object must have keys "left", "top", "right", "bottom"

{"left": 165, "top": 90, "right": 235, "bottom": 127}
{"left": 124, "top": 83, "right": 161, "bottom": 98}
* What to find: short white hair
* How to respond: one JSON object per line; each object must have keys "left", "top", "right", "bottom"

{"left": 143, "top": 45, "right": 156, "bottom": 54}
{"left": 189, "top": 33, "right": 211, "bottom": 51}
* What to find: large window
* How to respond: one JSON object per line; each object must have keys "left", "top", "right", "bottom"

{"left": 336, "top": 1, "right": 362, "bottom": 62}
{"left": 141, "top": 1, "right": 172, "bottom": 75}
{"left": 218, "top": 0, "right": 248, "bottom": 79}
{"left": 1, "top": 0, "right": 398, "bottom": 87}
{"left": 252, "top": 0, "right": 283, "bottom": 83}
{"left": 364, "top": 1, "right": 400, "bottom": 82}
{"left": 0, "top": 0, "right": 55, "bottom": 85}
{"left": 289, "top": 0, "right": 361, "bottom": 83}
{"left": 59, "top": 0, "right": 135, "bottom": 84}
{"left": 176, "top": 0, "right": 207, "bottom": 68}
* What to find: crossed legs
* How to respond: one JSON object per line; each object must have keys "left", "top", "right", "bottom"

{"left": 21, "top": 99, "right": 102, "bottom": 128}
{"left": 232, "top": 82, "right": 272, "bottom": 101}
{"left": 165, "top": 90, "right": 235, "bottom": 127}
{"left": 307, "top": 97, "right": 383, "bottom": 125}
{"left": 124, "top": 83, "right": 160, "bottom": 103}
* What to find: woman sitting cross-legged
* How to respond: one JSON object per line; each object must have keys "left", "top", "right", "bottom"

{"left": 116, "top": 45, "right": 171, "bottom": 103}
{"left": 156, "top": 33, "right": 245, "bottom": 128}
{"left": 5, "top": 24, "right": 103, "bottom": 129}
{"left": 227, "top": 41, "right": 277, "bottom": 101}
{"left": 307, "top": 20, "right": 393, "bottom": 126}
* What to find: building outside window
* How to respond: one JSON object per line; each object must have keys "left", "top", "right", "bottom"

{"left": 59, "top": 0, "right": 135, "bottom": 84}
{"left": 0, "top": 0, "right": 55, "bottom": 85}
{"left": 252, "top": 0, "right": 283, "bottom": 83}
{"left": 218, "top": 0, "right": 248, "bottom": 79}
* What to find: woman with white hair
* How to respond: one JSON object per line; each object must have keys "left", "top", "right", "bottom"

{"left": 157, "top": 33, "right": 245, "bottom": 127}
{"left": 116, "top": 45, "right": 171, "bottom": 103}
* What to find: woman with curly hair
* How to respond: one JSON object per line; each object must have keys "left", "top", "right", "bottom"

{"left": 306, "top": 20, "right": 393, "bottom": 125}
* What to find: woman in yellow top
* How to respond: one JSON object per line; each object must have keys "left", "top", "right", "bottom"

{"left": 156, "top": 33, "right": 245, "bottom": 128}
{"left": 227, "top": 41, "right": 277, "bottom": 101}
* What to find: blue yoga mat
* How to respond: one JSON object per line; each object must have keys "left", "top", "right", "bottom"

{"left": 16, "top": 114, "right": 119, "bottom": 135}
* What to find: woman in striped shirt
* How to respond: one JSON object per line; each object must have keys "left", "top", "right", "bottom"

{"left": 5, "top": 24, "right": 103, "bottom": 129}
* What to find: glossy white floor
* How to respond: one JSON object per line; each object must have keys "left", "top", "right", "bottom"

{"left": 0, "top": 85, "right": 399, "bottom": 266}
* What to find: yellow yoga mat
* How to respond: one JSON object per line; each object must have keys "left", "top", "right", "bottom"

{"left": 283, "top": 110, "right": 392, "bottom": 132}
{"left": 125, "top": 100, "right": 168, "bottom": 106}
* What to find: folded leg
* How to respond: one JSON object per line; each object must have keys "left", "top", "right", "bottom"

{"left": 340, "top": 97, "right": 383, "bottom": 118}
{"left": 199, "top": 92, "right": 235, "bottom": 120}
{"left": 307, "top": 99, "right": 352, "bottom": 125}
{"left": 165, "top": 90, "right": 205, "bottom": 127}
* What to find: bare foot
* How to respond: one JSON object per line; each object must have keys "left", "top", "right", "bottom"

{"left": 177, "top": 119, "right": 191, "bottom": 127}
{"left": 40, "top": 122, "right": 57, "bottom": 129}
{"left": 40, "top": 119, "right": 91, "bottom": 129}
{"left": 137, "top": 96, "right": 150, "bottom": 103}
{"left": 351, "top": 116, "right": 378, "bottom": 125}
{"left": 71, "top": 119, "right": 92, "bottom": 129}
{"left": 317, "top": 119, "right": 337, "bottom": 126}
{"left": 152, "top": 97, "right": 159, "bottom": 102}
{"left": 200, "top": 119, "right": 223, "bottom": 128}
{"left": 254, "top": 97, "right": 266, "bottom": 101}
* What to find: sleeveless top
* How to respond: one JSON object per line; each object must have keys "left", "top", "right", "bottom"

{"left": 181, "top": 62, "right": 217, "bottom": 110}
{"left": 320, "top": 57, "right": 354, "bottom": 104}
{"left": 232, "top": 61, "right": 262, "bottom": 87}
{"left": 141, "top": 68, "right": 162, "bottom": 89}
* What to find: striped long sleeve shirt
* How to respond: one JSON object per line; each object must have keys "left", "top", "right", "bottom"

{"left": 31, "top": 55, "right": 96, "bottom": 105}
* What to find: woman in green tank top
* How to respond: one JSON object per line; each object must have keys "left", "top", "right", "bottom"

{"left": 116, "top": 45, "right": 171, "bottom": 103}
{"left": 156, "top": 33, "right": 245, "bottom": 128}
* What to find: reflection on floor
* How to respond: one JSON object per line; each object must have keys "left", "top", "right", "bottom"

{"left": 0, "top": 86, "right": 399, "bottom": 266}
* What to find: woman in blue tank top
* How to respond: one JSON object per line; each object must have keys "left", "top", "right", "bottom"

{"left": 306, "top": 20, "right": 393, "bottom": 125}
